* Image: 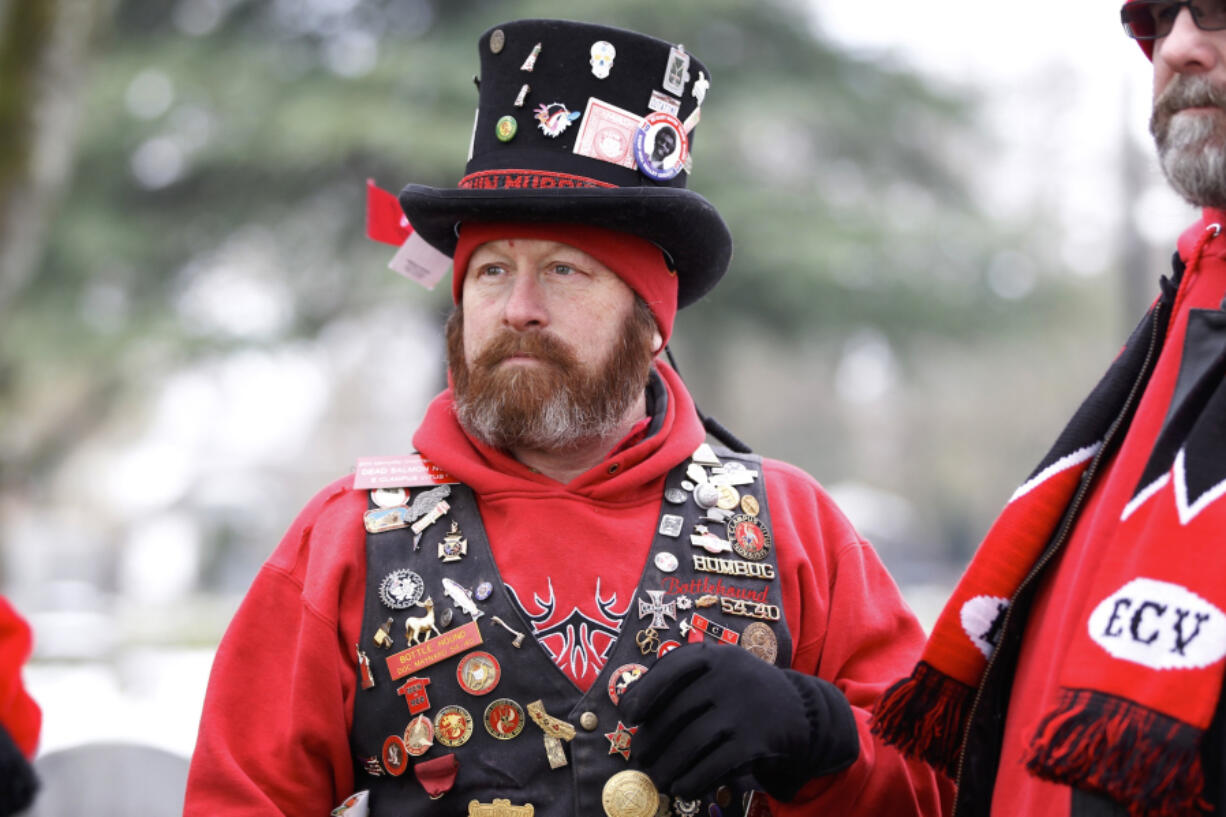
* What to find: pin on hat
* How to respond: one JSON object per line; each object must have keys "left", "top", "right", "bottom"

{"left": 397, "top": 18, "right": 732, "bottom": 309}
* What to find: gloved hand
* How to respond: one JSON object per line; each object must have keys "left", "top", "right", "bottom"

{"left": 617, "top": 641, "right": 859, "bottom": 801}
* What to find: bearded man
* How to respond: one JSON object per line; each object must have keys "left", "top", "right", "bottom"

{"left": 873, "top": 3, "right": 1226, "bottom": 816}
{"left": 183, "top": 18, "right": 951, "bottom": 817}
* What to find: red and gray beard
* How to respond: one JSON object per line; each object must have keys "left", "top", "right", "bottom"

{"left": 1151, "top": 74, "right": 1226, "bottom": 208}
{"left": 446, "top": 299, "right": 657, "bottom": 452}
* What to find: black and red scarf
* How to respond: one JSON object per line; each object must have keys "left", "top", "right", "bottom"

{"left": 873, "top": 220, "right": 1226, "bottom": 817}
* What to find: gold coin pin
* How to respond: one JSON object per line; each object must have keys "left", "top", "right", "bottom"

{"left": 602, "top": 770, "right": 660, "bottom": 817}
{"left": 740, "top": 494, "right": 760, "bottom": 516}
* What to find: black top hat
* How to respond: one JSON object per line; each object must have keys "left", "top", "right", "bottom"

{"left": 398, "top": 19, "right": 733, "bottom": 308}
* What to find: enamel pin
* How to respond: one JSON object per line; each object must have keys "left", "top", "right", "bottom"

{"left": 605, "top": 721, "right": 637, "bottom": 760}
{"left": 484, "top": 698, "right": 526, "bottom": 740}
{"left": 439, "top": 520, "right": 468, "bottom": 562}
{"left": 356, "top": 644, "right": 375, "bottom": 689}
{"left": 638, "top": 589, "right": 677, "bottom": 630}
{"left": 381, "top": 735, "right": 408, "bottom": 776}
{"left": 535, "top": 102, "right": 581, "bottom": 137}
{"left": 434, "top": 705, "right": 475, "bottom": 748}
{"left": 521, "top": 42, "right": 541, "bottom": 72}
{"left": 608, "top": 664, "right": 646, "bottom": 705}
{"left": 373, "top": 617, "right": 395, "bottom": 649}
{"left": 590, "top": 40, "right": 616, "bottom": 78}
{"left": 662, "top": 44, "right": 690, "bottom": 95}
{"left": 443, "top": 577, "right": 484, "bottom": 620}
{"left": 397, "top": 676, "right": 432, "bottom": 714}
{"left": 728, "top": 514, "right": 771, "bottom": 561}
{"left": 379, "top": 569, "right": 425, "bottom": 610}
{"left": 404, "top": 713, "right": 434, "bottom": 756}
{"left": 457, "top": 651, "right": 501, "bottom": 695}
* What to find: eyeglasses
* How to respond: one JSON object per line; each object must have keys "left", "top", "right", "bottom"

{"left": 1121, "top": 0, "right": 1226, "bottom": 40}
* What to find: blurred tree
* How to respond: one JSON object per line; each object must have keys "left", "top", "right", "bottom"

{"left": 1, "top": 0, "right": 1113, "bottom": 600}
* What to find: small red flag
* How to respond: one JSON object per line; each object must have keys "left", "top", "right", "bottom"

{"left": 365, "top": 178, "right": 412, "bottom": 246}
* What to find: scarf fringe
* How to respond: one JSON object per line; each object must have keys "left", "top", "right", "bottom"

{"left": 1025, "top": 688, "right": 1208, "bottom": 817}
{"left": 871, "top": 661, "right": 972, "bottom": 778}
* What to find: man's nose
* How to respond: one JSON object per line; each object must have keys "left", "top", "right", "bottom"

{"left": 502, "top": 272, "right": 549, "bottom": 330}
{"left": 1157, "top": 6, "right": 1222, "bottom": 74}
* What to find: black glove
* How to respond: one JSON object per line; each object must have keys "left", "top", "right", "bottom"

{"left": 617, "top": 641, "right": 859, "bottom": 801}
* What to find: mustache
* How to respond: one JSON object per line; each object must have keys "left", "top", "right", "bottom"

{"left": 1154, "top": 75, "right": 1226, "bottom": 124}
{"left": 472, "top": 329, "right": 577, "bottom": 371}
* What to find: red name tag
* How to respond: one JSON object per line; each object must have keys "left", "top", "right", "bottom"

{"left": 386, "top": 621, "right": 483, "bottom": 680}
{"left": 354, "top": 454, "right": 457, "bottom": 490}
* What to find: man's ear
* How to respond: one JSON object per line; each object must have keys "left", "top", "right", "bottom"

{"left": 651, "top": 327, "right": 663, "bottom": 354}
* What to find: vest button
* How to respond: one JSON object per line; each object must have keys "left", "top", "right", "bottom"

{"left": 579, "top": 711, "right": 599, "bottom": 731}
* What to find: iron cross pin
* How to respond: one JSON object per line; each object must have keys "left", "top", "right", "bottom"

{"left": 637, "top": 589, "right": 677, "bottom": 630}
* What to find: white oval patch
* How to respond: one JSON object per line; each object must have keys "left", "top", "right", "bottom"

{"left": 960, "top": 595, "right": 1009, "bottom": 659}
{"left": 1087, "top": 578, "right": 1226, "bottom": 670}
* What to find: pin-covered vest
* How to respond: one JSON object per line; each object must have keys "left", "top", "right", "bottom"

{"left": 350, "top": 446, "right": 792, "bottom": 817}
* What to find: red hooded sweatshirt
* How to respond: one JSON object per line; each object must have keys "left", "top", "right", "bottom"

{"left": 184, "top": 363, "right": 951, "bottom": 816}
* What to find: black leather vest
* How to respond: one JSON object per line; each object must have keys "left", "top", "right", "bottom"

{"left": 350, "top": 446, "right": 792, "bottom": 817}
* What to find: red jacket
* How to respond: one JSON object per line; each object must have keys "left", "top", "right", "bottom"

{"left": 184, "top": 363, "right": 951, "bottom": 815}
{"left": 0, "top": 596, "right": 39, "bottom": 759}
{"left": 986, "top": 210, "right": 1226, "bottom": 816}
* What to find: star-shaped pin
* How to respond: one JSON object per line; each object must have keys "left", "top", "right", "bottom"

{"left": 605, "top": 721, "right": 638, "bottom": 760}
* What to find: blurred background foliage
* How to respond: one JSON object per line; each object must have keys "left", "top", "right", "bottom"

{"left": 0, "top": 0, "right": 1167, "bottom": 757}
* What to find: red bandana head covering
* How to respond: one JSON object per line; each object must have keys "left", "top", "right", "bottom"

{"left": 451, "top": 222, "right": 678, "bottom": 346}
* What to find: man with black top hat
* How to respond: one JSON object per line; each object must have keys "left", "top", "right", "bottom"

{"left": 185, "top": 18, "right": 950, "bottom": 817}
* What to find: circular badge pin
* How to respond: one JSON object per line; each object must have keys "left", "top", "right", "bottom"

{"left": 657, "top": 640, "right": 681, "bottom": 657}
{"left": 496, "top": 115, "right": 518, "bottom": 142}
{"left": 727, "top": 514, "right": 771, "bottom": 562}
{"left": 434, "top": 705, "right": 475, "bottom": 747}
{"left": 741, "top": 622, "right": 779, "bottom": 664}
{"left": 602, "top": 769, "right": 660, "bottom": 817}
{"left": 457, "top": 651, "right": 501, "bottom": 695}
{"left": 664, "top": 487, "right": 686, "bottom": 505}
{"left": 608, "top": 663, "right": 647, "bottom": 705}
{"left": 370, "top": 487, "right": 407, "bottom": 508}
{"left": 633, "top": 112, "right": 688, "bottom": 182}
{"left": 474, "top": 581, "right": 494, "bottom": 601}
{"left": 483, "top": 698, "right": 525, "bottom": 740}
{"left": 381, "top": 734, "right": 409, "bottom": 776}
{"left": 404, "top": 713, "right": 434, "bottom": 756}
{"left": 740, "top": 495, "right": 760, "bottom": 516}
{"left": 654, "top": 552, "right": 679, "bottom": 573}
{"left": 692, "top": 483, "right": 719, "bottom": 510}
{"left": 715, "top": 484, "right": 741, "bottom": 511}
{"left": 379, "top": 568, "right": 425, "bottom": 610}
{"left": 489, "top": 28, "right": 505, "bottom": 54}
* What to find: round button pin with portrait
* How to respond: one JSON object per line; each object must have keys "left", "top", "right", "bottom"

{"left": 633, "top": 112, "right": 688, "bottom": 182}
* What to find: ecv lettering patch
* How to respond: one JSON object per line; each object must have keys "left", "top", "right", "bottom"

{"left": 1087, "top": 578, "right": 1226, "bottom": 670}
{"left": 961, "top": 595, "right": 1009, "bottom": 660}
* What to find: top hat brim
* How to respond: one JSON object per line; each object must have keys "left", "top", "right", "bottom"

{"left": 398, "top": 183, "right": 732, "bottom": 309}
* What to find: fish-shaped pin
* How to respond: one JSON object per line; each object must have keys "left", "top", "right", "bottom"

{"left": 442, "top": 577, "right": 483, "bottom": 621}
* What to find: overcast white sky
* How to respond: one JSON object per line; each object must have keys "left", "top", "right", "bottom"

{"left": 811, "top": 0, "right": 1199, "bottom": 262}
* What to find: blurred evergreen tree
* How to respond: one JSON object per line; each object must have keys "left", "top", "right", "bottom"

{"left": 1, "top": 0, "right": 1110, "bottom": 584}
